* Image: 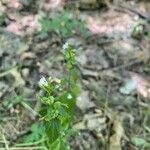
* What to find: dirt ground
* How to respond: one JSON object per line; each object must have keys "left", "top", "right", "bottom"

{"left": 0, "top": 0, "right": 150, "bottom": 150}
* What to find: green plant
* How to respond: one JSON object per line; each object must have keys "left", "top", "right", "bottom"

{"left": 2, "top": 95, "right": 24, "bottom": 110}
{"left": 131, "top": 136, "right": 150, "bottom": 149}
{"left": 39, "top": 12, "right": 89, "bottom": 38}
{"left": 23, "top": 123, "right": 44, "bottom": 143}
{"left": 38, "top": 42, "right": 79, "bottom": 149}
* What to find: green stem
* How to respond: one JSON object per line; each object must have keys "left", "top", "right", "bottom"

{"left": 15, "top": 138, "right": 46, "bottom": 147}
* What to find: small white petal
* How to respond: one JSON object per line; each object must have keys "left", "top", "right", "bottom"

{"left": 67, "top": 93, "right": 72, "bottom": 99}
{"left": 39, "top": 77, "right": 48, "bottom": 87}
{"left": 63, "top": 42, "right": 69, "bottom": 51}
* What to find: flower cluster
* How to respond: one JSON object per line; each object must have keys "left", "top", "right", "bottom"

{"left": 63, "top": 42, "right": 69, "bottom": 51}
{"left": 38, "top": 76, "right": 48, "bottom": 87}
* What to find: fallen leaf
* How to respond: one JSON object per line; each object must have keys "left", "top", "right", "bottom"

{"left": 6, "top": 15, "right": 40, "bottom": 35}
{"left": 134, "top": 37, "right": 150, "bottom": 63}
{"left": 43, "top": 0, "right": 64, "bottom": 10}
{"left": 76, "top": 91, "right": 95, "bottom": 111}
{"left": 131, "top": 73, "right": 150, "bottom": 98}
{"left": 120, "top": 79, "right": 137, "bottom": 95}
{"left": 86, "top": 10, "right": 135, "bottom": 37}
{"left": 109, "top": 117, "right": 125, "bottom": 150}
{"left": 20, "top": 52, "right": 36, "bottom": 60}
{"left": 9, "top": 67, "right": 25, "bottom": 87}
{"left": 87, "top": 16, "right": 106, "bottom": 34}
{"left": 120, "top": 72, "right": 150, "bottom": 98}
{"left": 6, "top": 22, "right": 22, "bottom": 35}
{"left": 21, "top": 15, "right": 39, "bottom": 30}
{"left": 7, "top": 0, "right": 22, "bottom": 9}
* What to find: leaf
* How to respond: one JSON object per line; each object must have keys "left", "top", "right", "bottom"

{"left": 45, "top": 118, "right": 61, "bottom": 144}
{"left": 120, "top": 79, "right": 136, "bottom": 95}
{"left": 39, "top": 19, "right": 51, "bottom": 32}
{"left": 131, "top": 73, "right": 150, "bottom": 98}
{"left": 7, "top": 0, "right": 22, "bottom": 9}
{"left": 109, "top": 117, "right": 125, "bottom": 150}
{"left": 50, "top": 138, "right": 69, "bottom": 150}
{"left": 86, "top": 12, "right": 135, "bottom": 37}
{"left": 43, "top": 0, "right": 64, "bottom": 10}
{"left": 23, "top": 123, "right": 44, "bottom": 143}
{"left": 50, "top": 138, "right": 61, "bottom": 150}
{"left": 57, "top": 92, "right": 76, "bottom": 113}
{"left": 144, "top": 126, "right": 150, "bottom": 133}
{"left": 3, "top": 95, "right": 24, "bottom": 109}
{"left": 39, "top": 107, "right": 47, "bottom": 117}
{"left": 120, "top": 72, "right": 150, "bottom": 98}
{"left": 131, "top": 137, "right": 150, "bottom": 148}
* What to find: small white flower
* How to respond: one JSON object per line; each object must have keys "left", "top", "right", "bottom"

{"left": 63, "top": 42, "right": 69, "bottom": 51}
{"left": 39, "top": 77, "right": 48, "bottom": 87}
{"left": 67, "top": 93, "right": 72, "bottom": 99}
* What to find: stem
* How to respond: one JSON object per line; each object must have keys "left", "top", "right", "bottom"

{"left": 0, "top": 146, "right": 48, "bottom": 150}
{"left": 68, "top": 69, "right": 71, "bottom": 90}
{"left": 15, "top": 138, "right": 46, "bottom": 147}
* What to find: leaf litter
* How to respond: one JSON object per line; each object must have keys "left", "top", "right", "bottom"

{"left": 0, "top": 0, "right": 150, "bottom": 149}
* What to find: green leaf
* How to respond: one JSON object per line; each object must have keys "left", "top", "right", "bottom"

{"left": 131, "top": 136, "right": 150, "bottom": 147}
{"left": 57, "top": 92, "right": 76, "bottom": 113}
{"left": 49, "top": 138, "right": 61, "bottom": 150}
{"left": 39, "top": 19, "right": 51, "bottom": 32}
{"left": 39, "top": 107, "right": 47, "bottom": 117}
{"left": 144, "top": 125, "right": 150, "bottom": 133}
{"left": 23, "top": 123, "right": 44, "bottom": 143}
{"left": 50, "top": 138, "right": 70, "bottom": 150}
{"left": 45, "top": 118, "right": 61, "bottom": 144}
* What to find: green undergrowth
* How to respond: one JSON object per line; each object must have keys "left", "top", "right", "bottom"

{"left": 13, "top": 42, "right": 80, "bottom": 150}
{"left": 39, "top": 11, "right": 89, "bottom": 39}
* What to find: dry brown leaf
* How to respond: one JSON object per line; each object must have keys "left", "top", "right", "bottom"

{"left": 7, "top": 0, "right": 22, "bottom": 9}
{"left": 43, "top": 0, "right": 64, "bottom": 10}
{"left": 6, "top": 15, "right": 40, "bottom": 35}
{"left": 109, "top": 117, "right": 125, "bottom": 150}
{"left": 86, "top": 10, "right": 135, "bottom": 37}
{"left": 77, "top": 91, "right": 95, "bottom": 111}
{"left": 134, "top": 49, "right": 150, "bottom": 63}
{"left": 120, "top": 72, "right": 150, "bottom": 98}
{"left": 130, "top": 73, "right": 150, "bottom": 98}
{"left": 134, "top": 37, "right": 150, "bottom": 63}
{"left": 10, "top": 67, "right": 25, "bottom": 87}
{"left": 6, "top": 22, "right": 22, "bottom": 35}
{"left": 20, "top": 52, "right": 36, "bottom": 60}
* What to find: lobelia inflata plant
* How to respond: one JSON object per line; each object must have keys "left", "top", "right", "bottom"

{"left": 38, "top": 42, "right": 79, "bottom": 150}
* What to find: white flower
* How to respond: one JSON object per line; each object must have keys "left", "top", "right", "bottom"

{"left": 67, "top": 93, "right": 72, "bottom": 99}
{"left": 39, "top": 77, "right": 48, "bottom": 87}
{"left": 63, "top": 42, "right": 69, "bottom": 51}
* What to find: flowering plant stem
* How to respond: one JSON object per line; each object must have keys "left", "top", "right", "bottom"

{"left": 38, "top": 42, "right": 79, "bottom": 150}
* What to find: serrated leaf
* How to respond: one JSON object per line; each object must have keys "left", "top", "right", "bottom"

{"left": 45, "top": 118, "right": 61, "bottom": 144}
{"left": 57, "top": 92, "right": 76, "bottom": 113}
{"left": 23, "top": 123, "right": 44, "bottom": 143}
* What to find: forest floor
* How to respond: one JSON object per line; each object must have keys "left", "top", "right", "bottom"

{"left": 0, "top": 0, "right": 150, "bottom": 149}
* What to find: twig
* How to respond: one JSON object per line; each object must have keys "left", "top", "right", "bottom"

{"left": 2, "top": 134, "right": 9, "bottom": 150}
{"left": 0, "top": 67, "right": 17, "bottom": 78}
{"left": 21, "top": 102, "right": 38, "bottom": 118}
{"left": 0, "top": 147, "right": 48, "bottom": 150}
